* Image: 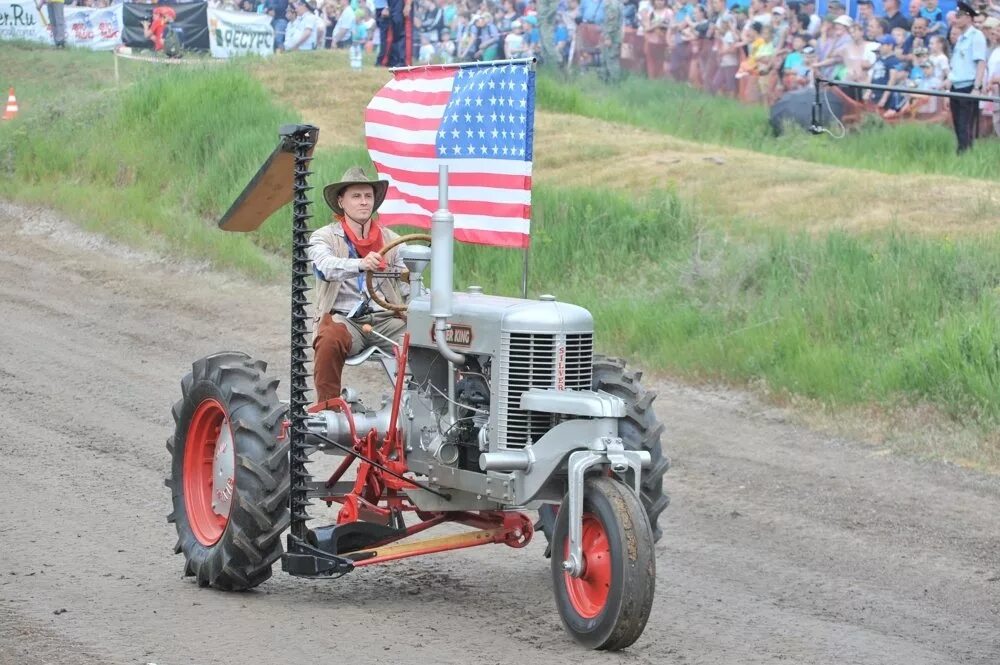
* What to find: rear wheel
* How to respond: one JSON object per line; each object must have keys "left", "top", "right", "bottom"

{"left": 539, "top": 356, "right": 669, "bottom": 549}
{"left": 551, "top": 476, "right": 655, "bottom": 650}
{"left": 166, "top": 352, "right": 289, "bottom": 590}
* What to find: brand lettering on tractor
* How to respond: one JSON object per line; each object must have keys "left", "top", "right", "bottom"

{"left": 216, "top": 476, "right": 234, "bottom": 504}
{"left": 430, "top": 324, "right": 473, "bottom": 346}
{"left": 556, "top": 342, "right": 566, "bottom": 390}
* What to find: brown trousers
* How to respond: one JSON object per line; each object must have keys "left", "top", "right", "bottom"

{"left": 312, "top": 311, "right": 406, "bottom": 403}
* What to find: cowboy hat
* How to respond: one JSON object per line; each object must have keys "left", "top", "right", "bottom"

{"left": 323, "top": 167, "right": 389, "bottom": 216}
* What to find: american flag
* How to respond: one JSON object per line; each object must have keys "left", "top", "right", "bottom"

{"left": 364, "top": 62, "right": 535, "bottom": 249}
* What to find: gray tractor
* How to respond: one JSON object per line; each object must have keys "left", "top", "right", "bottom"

{"left": 165, "top": 125, "right": 669, "bottom": 650}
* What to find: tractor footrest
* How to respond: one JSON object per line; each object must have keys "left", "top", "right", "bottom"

{"left": 282, "top": 535, "right": 355, "bottom": 578}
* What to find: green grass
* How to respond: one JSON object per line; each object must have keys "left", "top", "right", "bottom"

{"left": 536, "top": 71, "right": 1000, "bottom": 180}
{"left": 4, "top": 42, "right": 1000, "bottom": 450}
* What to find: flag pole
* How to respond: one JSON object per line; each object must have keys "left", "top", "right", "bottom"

{"left": 521, "top": 242, "right": 530, "bottom": 298}
{"left": 389, "top": 57, "right": 537, "bottom": 74}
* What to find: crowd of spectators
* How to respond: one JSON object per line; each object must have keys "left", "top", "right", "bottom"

{"left": 237, "top": 0, "right": 1000, "bottom": 128}
{"left": 48, "top": 0, "right": 1000, "bottom": 132}
{"left": 613, "top": 0, "right": 1000, "bottom": 126}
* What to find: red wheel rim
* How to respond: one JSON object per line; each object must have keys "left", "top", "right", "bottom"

{"left": 183, "top": 399, "right": 234, "bottom": 546}
{"left": 564, "top": 513, "right": 612, "bottom": 619}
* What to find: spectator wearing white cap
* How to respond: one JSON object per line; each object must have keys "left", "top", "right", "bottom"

{"left": 812, "top": 14, "right": 853, "bottom": 81}
{"left": 771, "top": 5, "right": 789, "bottom": 49}
{"left": 504, "top": 19, "right": 533, "bottom": 57}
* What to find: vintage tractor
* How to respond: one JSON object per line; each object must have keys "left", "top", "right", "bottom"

{"left": 165, "top": 125, "right": 669, "bottom": 650}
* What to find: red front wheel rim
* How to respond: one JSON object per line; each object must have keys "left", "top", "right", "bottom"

{"left": 564, "top": 513, "right": 612, "bottom": 618}
{"left": 183, "top": 399, "right": 234, "bottom": 546}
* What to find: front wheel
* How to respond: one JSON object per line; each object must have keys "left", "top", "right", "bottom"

{"left": 551, "top": 476, "right": 655, "bottom": 651}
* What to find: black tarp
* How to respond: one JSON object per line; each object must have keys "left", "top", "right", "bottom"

{"left": 769, "top": 86, "right": 847, "bottom": 136}
{"left": 122, "top": 2, "right": 209, "bottom": 51}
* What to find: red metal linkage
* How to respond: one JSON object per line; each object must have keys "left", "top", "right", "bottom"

{"left": 310, "top": 331, "right": 535, "bottom": 565}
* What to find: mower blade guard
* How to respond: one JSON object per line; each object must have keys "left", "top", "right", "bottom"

{"left": 218, "top": 124, "right": 318, "bottom": 232}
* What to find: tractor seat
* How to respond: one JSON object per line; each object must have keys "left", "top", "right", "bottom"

{"left": 344, "top": 346, "right": 391, "bottom": 366}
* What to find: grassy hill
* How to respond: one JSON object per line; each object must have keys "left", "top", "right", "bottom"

{"left": 3, "top": 43, "right": 1000, "bottom": 468}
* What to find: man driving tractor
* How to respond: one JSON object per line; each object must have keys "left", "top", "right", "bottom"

{"left": 308, "top": 167, "right": 409, "bottom": 403}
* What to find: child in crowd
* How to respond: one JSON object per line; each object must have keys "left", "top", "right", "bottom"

{"left": 928, "top": 34, "right": 950, "bottom": 83}
{"left": 890, "top": 25, "right": 907, "bottom": 58}
{"left": 781, "top": 33, "right": 811, "bottom": 89}
{"left": 898, "top": 49, "right": 944, "bottom": 116}
{"left": 353, "top": 6, "right": 375, "bottom": 53}
{"left": 504, "top": 19, "right": 532, "bottom": 58}
{"left": 920, "top": 0, "right": 947, "bottom": 38}
{"left": 735, "top": 21, "right": 766, "bottom": 79}
{"left": 802, "top": 45, "right": 818, "bottom": 82}
{"left": 439, "top": 28, "right": 457, "bottom": 63}
{"left": 869, "top": 34, "right": 908, "bottom": 114}
{"left": 418, "top": 34, "right": 436, "bottom": 63}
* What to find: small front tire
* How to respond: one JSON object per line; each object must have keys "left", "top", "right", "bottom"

{"left": 551, "top": 476, "right": 656, "bottom": 651}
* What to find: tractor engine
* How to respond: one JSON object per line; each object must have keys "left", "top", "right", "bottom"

{"left": 397, "top": 291, "right": 595, "bottom": 501}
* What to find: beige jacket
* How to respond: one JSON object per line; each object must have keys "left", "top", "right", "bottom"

{"left": 307, "top": 221, "right": 406, "bottom": 326}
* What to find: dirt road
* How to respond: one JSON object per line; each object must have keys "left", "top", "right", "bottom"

{"left": 1, "top": 201, "right": 998, "bottom": 665}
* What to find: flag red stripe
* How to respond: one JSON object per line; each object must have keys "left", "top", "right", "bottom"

{"left": 379, "top": 213, "right": 529, "bottom": 248}
{"left": 373, "top": 87, "right": 453, "bottom": 106}
{"left": 373, "top": 161, "right": 532, "bottom": 190}
{"left": 365, "top": 137, "right": 439, "bottom": 159}
{"left": 385, "top": 185, "right": 530, "bottom": 219}
{"left": 365, "top": 109, "right": 441, "bottom": 131}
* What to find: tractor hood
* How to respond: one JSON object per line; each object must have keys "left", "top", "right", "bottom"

{"left": 406, "top": 291, "right": 593, "bottom": 356}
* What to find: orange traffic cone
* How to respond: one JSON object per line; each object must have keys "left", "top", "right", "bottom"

{"left": 2, "top": 88, "right": 18, "bottom": 121}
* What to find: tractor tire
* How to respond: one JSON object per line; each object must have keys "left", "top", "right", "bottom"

{"left": 165, "top": 352, "right": 290, "bottom": 591}
{"left": 551, "top": 476, "right": 656, "bottom": 650}
{"left": 538, "top": 356, "right": 669, "bottom": 548}
{"left": 591, "top": 355, "right": 670, "bottom": 542}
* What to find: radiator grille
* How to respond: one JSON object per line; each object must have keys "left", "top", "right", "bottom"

{"left": 497, "top": 332, "right": 594, "bottom": 449}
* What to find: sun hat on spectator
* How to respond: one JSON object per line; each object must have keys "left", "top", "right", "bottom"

{"left": 877, "top": 34, "right": 895, "bottom": 44}
{"left": 523, "top": 14, "right": 538, "bottom": 25}
{"left": 772, "top": 6, "right": 786, "bottom": 15}
{"left": 983, "top": 16, "right": 1000, "bottom": 28}
{"left": 913, "top": 46, "right": 929, "bottom": 55}
{"left": 511, "top": 19, "right": 522, "bottom": 28}
{"left": 802, "top": 45, "right": 815, "bottom": 54}
{"left": 833, "top": 15, "right": 853, "bottom": 27}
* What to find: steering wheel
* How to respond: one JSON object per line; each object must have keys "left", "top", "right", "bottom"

{"left": 365, "top": 233, "right": 432, "bottom": 313}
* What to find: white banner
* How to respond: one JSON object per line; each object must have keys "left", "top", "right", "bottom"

{"left": 64, "top": 4, "right": 123, "bottom": 50}
{"left": 207, "top": 8, "right": 272, "bottom": 59}
{"left": 0, "top": 2, "right": 122, "bottom": 49}
{"left": 0, "top": 1, "right": 48, "bottom": 43}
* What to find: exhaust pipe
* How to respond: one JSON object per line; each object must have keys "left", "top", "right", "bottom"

{"left": 431, "top": 165, "right": 465, "bottom": 366}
